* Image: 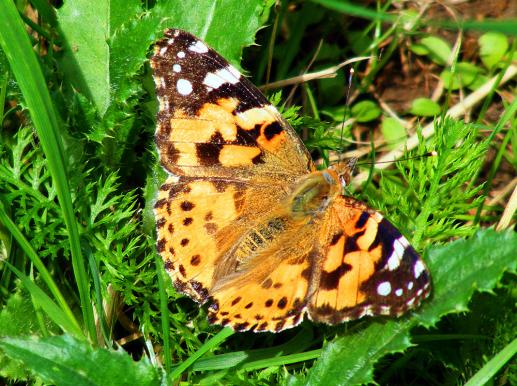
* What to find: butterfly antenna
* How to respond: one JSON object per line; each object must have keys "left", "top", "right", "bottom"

{"left": 356, "top": 151, "right": 438, "bottom": 166}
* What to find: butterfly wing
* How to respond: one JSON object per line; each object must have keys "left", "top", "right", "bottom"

{"left": 308, "top": 196, "right": 431, "bottom": 323}
{"left": 155, "top": 175, "right": 318, "bottom": 332}
{"left": 151, "top": 29, "right": 316, "bottom": 320}
{"left": 151, "top": 29, "right": 314, "bottom": 180}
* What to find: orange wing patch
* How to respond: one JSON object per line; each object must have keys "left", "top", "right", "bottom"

{"left": 154, "top": 178, "right": 246, "bottom": 301}
{"left": 208, "top": 254, "right": 311, "bottom": 332}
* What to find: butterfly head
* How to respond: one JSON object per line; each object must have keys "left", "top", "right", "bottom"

{"left": 328, "top": 158, "right": 357, "bottom": 188}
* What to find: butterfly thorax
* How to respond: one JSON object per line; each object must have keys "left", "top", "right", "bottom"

{"left": 289, "top": 168, "right": 343, "bottom": 221}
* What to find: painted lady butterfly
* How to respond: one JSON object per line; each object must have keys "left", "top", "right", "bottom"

{"left": 151, "top": 29, "right": 431, "bottom": 332}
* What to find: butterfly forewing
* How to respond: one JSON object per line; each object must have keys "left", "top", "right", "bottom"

{"left": 151, "top": 29, "right": 313, "bottom": 180}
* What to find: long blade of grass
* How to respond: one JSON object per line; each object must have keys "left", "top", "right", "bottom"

{"left": 0, "top": 201, "right": 81, "bottom": 334}
{"left": 169, "top": 327, "right": 234, "bottom": 381}
{"left": 464, "top": 338, "right": 517, "bottom": 386}
{"left": 0, "top": 1, "right": 95, "bottom": 340}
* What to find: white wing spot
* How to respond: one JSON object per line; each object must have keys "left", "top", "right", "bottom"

{"left": 173, "top": 64, "right": 181, "bottom": 73}
{"left": 167, "top": 38, "right": 174, "bottom": 44}
{"left": 176, "top": 79, "right": 192, "bottom": 95}
{"left": 173, "top": 30, "right": 180, "bottom": 37}
{"left": 416, "top": 289, "right": 423, "bottom": 297}
{"left": 177, "top": 51, "right": 186, "bottom": 58}
{"left": 228, "top": 65, "right": 241, "bottom": 79}
{"left": 407, "top": 281, "right": 414, "bottom": 290}
{"left": 377, "top": 281, "right": 392, "bottom": 296}
{"left": 406, "top": 298, "right": 416, "bottom": 307}
{"left": 414, "top": 260, "right": 426, "bottom": 278}
{"left": 203, "top": 72, "right": 224, "bottom": 89}
{"left": 203, "top": 66, "right": 241, "bottom": 89}
{"left": 159, "top": 46, "right": 168, "bottom": 56}
{"left": 189, "top": 40, "right": 209, "bottom": 53}
{"left": 386, "top": 236, "right": 408, "bottom": 271}
{"left": 395, "top": 288, "right": 403, "bottom": 297}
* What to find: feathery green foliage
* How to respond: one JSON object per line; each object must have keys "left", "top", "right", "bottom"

{"left": 0, "top": 1, "right": 515, "bottom": 385}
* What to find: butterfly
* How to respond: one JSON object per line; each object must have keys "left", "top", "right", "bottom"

{"left": 150, "top": 29, "right": 431, "bottom": 332}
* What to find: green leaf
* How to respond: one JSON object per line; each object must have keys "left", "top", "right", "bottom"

{"left": 381, "top": 117, "right": 406, "bottom": 148}
{"left": 465, "top": 337, "right": 517, "bottom": 386}
{"left": 409, "top": 97, "right": 440, "bottom": 116}
{"left": 416, "top": 36, "right": 452, "bottom": 65}
{"left": 468, "top": 73, "right": 489, "bottom": 91}
{"left": 301, "top": 229, "right": 517, "bottom": 386}
{"left": 441, "top": 62, "right": 481, "bottom": 90}
{"left": 351, "top": 100, "right": 381, "bottom": 122}
{"left": 347, "top": 31, "right": 373, "bottom": 55}
{"left": 416, "top": 229, "right": 517, "bottom": 326}
{"left": 409, "top": 42, "right": 429, "bottom": 56}
{"left": 479, "top": 32, "right": 509, "bottom": 69}
{"left": 57, "top": 1, "right": 111, "bottom": 115}
{"left": 150, "top": 0, "right": 271, "bottom": 65}
{"left": 0, "top": 335, "right": 160, "bottom": 386}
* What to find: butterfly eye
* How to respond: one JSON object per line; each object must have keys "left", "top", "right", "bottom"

{"left": 339, "top": 175, "right": 347, "bottom": 188}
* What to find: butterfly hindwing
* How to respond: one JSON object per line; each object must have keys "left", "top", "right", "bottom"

{"left": 308, "top": 196, "right": 431, "bottom": 323}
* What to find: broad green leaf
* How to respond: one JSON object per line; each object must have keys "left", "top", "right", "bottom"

{"left": 417, "top": 36, "right": 452, "bottom": 65}
{"left": 57, "top": 0, "right": 143, "bottom": 115}
{"left": 381, "top": 117, "right": 406, "bottom": 148}
{"left": 0, "top": 335, "right": 160, "bottom": 386}
{"left": 351, "top": 100, "right": 381, "bottom": 122}
{"left": 152, "top": 0, "right": 271, "bottom": 64}
{"left": 416, "top": 229, "right": 517, "bottom": 326}
{"left": 57, "top": 0, "right": 111, "bottom": 115}
{"left": 300, "top": 229, "right": 517, "bottom": 386}
{"left": 456, "top": 62, "right": 481, "bottom": 86}
{"left": 479, "top": 32, "right": 509, "bottom": 69}
{"left": 409, "top": 97, "right": 440, "bottom": 117}
{"left": 468, "top": 74, "right": 489, "bottom": 91}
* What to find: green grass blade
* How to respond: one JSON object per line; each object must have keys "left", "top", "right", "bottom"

{"left": 0, "top": 1, "right": 95, "bottom": 341}
{"left": 311, "top": 0, "right": 396, "bottom": 22}
{"left": 464, "top": 338, "right": 517, "bottom": 386}
{"left": 0, "top": 201, "right": 81, "bottom": 334}
{"left": 169, "top": 327, "right": 235, "bottom": 381}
